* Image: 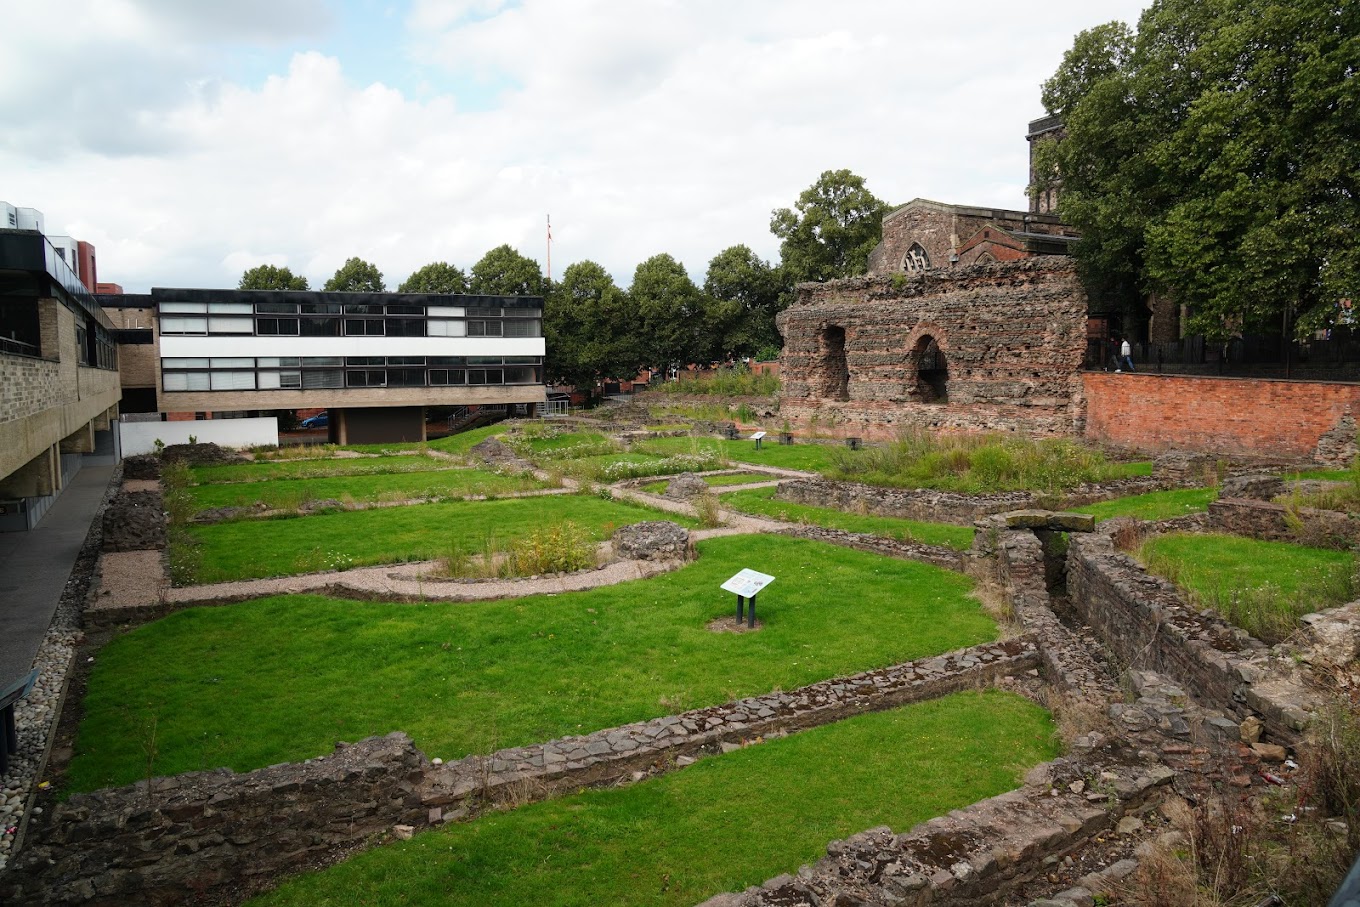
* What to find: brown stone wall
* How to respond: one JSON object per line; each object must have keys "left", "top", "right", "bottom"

{"left": 868, "top": 201, "right": 1078, "bottom": 276}
{"left": 1209, "top": 498, "right": 1360, "bottom": 550}
{"left": 776, "top": 258, "right": 1089, "bottom": 439}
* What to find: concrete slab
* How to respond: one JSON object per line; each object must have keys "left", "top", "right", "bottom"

{"left": 0, "top": 465, "right": 114, "bottom": 685}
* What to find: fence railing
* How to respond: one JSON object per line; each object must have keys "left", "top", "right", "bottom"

{"left": 1085, "top": 332, "right": 1360, "bottom": 382}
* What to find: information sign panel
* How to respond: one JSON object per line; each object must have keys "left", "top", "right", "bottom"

{"left": 750, "top": 431, "right": 767, "bottom": 440}
{"left": 721, "top": 569, "right": 775, "bottom": 598}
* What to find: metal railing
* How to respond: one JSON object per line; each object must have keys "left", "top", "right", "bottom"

{"left": 1085, "top": 332, "right": 1360, "bottom": 382}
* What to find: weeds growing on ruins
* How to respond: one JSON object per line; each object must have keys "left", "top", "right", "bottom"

{"left": 824, "top": 429, "right": 1148, "bottom": 493}
{"left": 650, "top": 365, "right": 780, "bottom": 398}
{"left": 442, "top": 520, "right": 600, "bottom": 580}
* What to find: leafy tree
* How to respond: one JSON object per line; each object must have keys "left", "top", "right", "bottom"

{"left": 238, "top": 264, "right": 308, "bottom": 291}
{"left": 704, "top": 245, "right": 791, "bottom": 358}
{"left": 629, "top": 254, "right": 716, "bottom": 367}
{"left": 323, "top": 257, "right": 385, "bottom": 292}
{"left": 544, "top": 261, "right": 639, "bottom": 393}
{"left": 770, "top": 170, "right": 888, "bottom": 283}
{"left": 398, "top": 261, "right": 468, "bottom": 294}
{"left": 469, "top": 245, "right": 544, "bottom": 296}
{"left": 1037, "top": 0, "right": 1359, "bottom": 339}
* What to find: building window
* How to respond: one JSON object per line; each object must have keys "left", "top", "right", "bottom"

{"left": 427, "top": 319, "right": 467, "bottom": 337}
{"left": 504, "top": 319, "right": 541, "bottom": 338}
{"left": 208, "top": 317, "right": 253, "bottom": 334}
{"left": 428, "top": 369, "right": 466, "bottom": 385}
{"left": 346, "top": 370, "right": 386, "bottom": 388}
{"left": 344, "top": 318, "right": 384, "bottom": 336}
{"left": 385, "top": 318, "right": 424, "bottom": 337}
{"left": 257, "top": 317, "right": 300, "bottom": 335}
{"left": 300, "top": 316, "right": 341, "bottom": 337}
{"left": 903, "top": 244, "right": 930, "bottom": 274}
{"left": 161, "top": 316, "right": 207, "bottom": 334}
{"left": 467, "top": 320, "right": 503, "bottom": 337}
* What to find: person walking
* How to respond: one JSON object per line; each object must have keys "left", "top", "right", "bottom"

{"left": 1119, "top": 337, "right": 1136, "bottom": 372}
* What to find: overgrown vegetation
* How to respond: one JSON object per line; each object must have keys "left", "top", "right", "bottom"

{"left": 68, "top": 535, "right": 996, "bottom": 790}
{"left": 824, "top": 430, "right": 1149, "bottom": 493}
{"left": 1284, "top": 457, "right": 1360, "bottom": 515}
{"left": 649, "top": 366, "right": 780, "bottom": 397}
{"left": 1072, "top": 487, "right": 1219, "bottom": 523}
{"left": 246, "top": 692, "right": 1055, "bottom": 907}
{"left": 720, "top": 487, "right": 974, "bottom": 550}
{"left": 1137, "top": 533, "right": 1358, "bottom": 643}
{"left": 442, "top": 520, "right": 599, "bottom": 579}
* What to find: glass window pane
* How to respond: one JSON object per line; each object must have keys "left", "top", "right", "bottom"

{"left": 303, "top": 357, "right": 343, "bottom": 367}
{"left": 185, "top": 372, "right": 210, "bottom": 391}
{"left": 159, "top": 302, "right": 207, "bottom": 314}
{"left": 163, "top": 357, "right": 209, "bottom": 369}
{"left": 211, "top": 371, "right": 255, "bottom": 390}
{"left": 426, "top": 306, "right": 465, "bottom": 318}
{"left": 302, "top": 369, "right": 343, "bottom": 388}
{"left": 258, "top": 371, "right": 282, "bottom": 389}
{"left": 208, "top": 317, "right": 253, "bottom": 334}
{"left": 162, "top": 316, "right": 207, "bottom": 333}
{"left": 163, "top": 372, "right": 188, "bottom": 390}
{"left": 279, "top": 371, "right": 301, "bottom": 388}
{"left": 504, "top": 319, "right": 541, "bottom": 338}
{"left": 255, "top": 302, "right": 298, "bottom": 314}
{"left": 208, "top": 302, "right": 254, "bottom": 314}
{"left": 210, "top": 358, "right": 253, "bottom": 368}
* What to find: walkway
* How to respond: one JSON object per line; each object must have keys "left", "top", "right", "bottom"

{"left": 0, "top": 465, "right": 114, "bottom": 685}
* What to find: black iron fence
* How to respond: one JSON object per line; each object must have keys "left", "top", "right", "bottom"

{"left": 1085, "top": 332, "right": 1360, "bottom": 382}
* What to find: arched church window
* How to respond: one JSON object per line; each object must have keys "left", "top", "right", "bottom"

{"left": 902, "top": 244, "right": 930, "bottom": 274}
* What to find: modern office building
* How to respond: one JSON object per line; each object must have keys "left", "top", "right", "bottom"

{"left": 99, "top": 287, "right": 547, "bottom": 444}
{"left": 0, "top": 216, "right": 122, "bottom": 530}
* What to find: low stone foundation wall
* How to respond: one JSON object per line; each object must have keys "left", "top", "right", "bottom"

{"left": 1066, "top": 532, "right": 1318, "bottom": 742}
{"left": 2, "top": 733, "right": 426, "bottom": 906}
{"left": 776, "top": 525, "right": 966, "bottom": 572}
{"left": 776, "top": 478, "right": 1165, "bottom": 527}
{"left": 1209, "top": 497, "right": 1360, "bottom": 550}
{"left": 3, "top": 641, "right": 1039, "bottom": 905}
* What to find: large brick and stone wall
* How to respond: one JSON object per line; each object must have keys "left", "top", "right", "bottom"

{"left": 776, "top": 258, "right": 1089, "bottom": 439}
{"left": 867, "top": 200, "right": 1076, "bottom": 274}
{"left": 1084, "top": 372, "right": 1360, "bottom": 462}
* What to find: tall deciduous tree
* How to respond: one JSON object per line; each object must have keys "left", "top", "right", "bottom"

{"left": 544, "top": 260, "right": 638, "bottom": 392}
{"left": 238, "top": 264, "right": 308, "bottom": 291}
{"left": 704, "top": 245, "right": 790, "bottom": 358}
{"left": 399, "top": 262, "right": 468, "bottom": 294}
{"left": 1037, "top": 0, "right": 1359, "bottom": 338}
{"left": 770, "top": 170, "right": 888, "bottom": 283}
{"left": 323, "top": 257, "right": 385, "bottom": 292}
{"left": 469, "top": 245, "right": 544, "bottom": 296}
{"left": 629, "top": 254, "right": 713, "bottom": 367}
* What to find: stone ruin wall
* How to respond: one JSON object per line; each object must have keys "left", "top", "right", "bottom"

{"left": 776, "top": 257, "right": 1089, "bottom": 441}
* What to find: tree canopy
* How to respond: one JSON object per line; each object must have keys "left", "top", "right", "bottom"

{"left": 629, "top": 254, "right": 714, "bottom": 368}
{"left": 470, "top": 245, "right": 544, "bottom": 297}
{"left": 770, "top": 169, "right": 888, "bottom": 284}
{"left": 703, "top": 245, "right": 790, "bottom": 358}
{"left": 323, "top": 257, "right": 385, "bottom": 293}
{"left": 399, "top": 261, "right": 468, "bottom": 294}
{"left": 238, "top": 264, "right": 308, "bottom": 291}
{"left": 1037, "top": 0, "right": 1359, "bottom": 338}
{"left": 544, "top": 260, "right": 638, "bottom": 392}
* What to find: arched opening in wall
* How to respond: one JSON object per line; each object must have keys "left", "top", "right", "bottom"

{"left": 912, "top": 335, "right": 948, "bottom": 403}
{"left": 816, "top": 325, "right": 850, "bottom": 401}
{"left": 976, "top": 251, "right": 996, "bottom": 264}
{"left": 902, "top": 243, "right": 930, "bottom": 274}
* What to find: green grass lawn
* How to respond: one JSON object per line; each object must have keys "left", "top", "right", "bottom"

{"left": 192, "top": 455, "right": 447, "bottom": 484}
{"left": 639, "top": 473, "right": 772, "bottom": 494}
{"left": 424, "top": 424, "right": 510, "bottom": 456}
{"left": 721, "top": 487, "right": 974, "bottom": 550}
{"left": 181, "top": 495, "right": 693, "bottom": 583}
{"left": 517, "top": 431, "right": 618, "bottom": 458}
{"left": 185, "top": 467, "right": 550, "bottom": 513}
{"left": 635, "top": 436, "right": 850, "bottom": 473}
{"left": 68, "top": 535, "right": 997, "bottom": 791}
{"left": 247, "top": 690, "right": 1055, "bottom": 907}
{"left": 1139, "top": 532, "right": 1358, "bottom": 643}
{"left": 1072, "top": 487, "right": 1219, "bottom": 523}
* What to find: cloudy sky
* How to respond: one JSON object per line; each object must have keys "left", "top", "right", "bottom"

{"left": 2, "top": 0, "right": 1150, "bottom": 293}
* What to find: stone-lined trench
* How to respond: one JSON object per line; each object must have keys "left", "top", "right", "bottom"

{"left": 2, "top": 459, "right": 1354, "bottom": 906}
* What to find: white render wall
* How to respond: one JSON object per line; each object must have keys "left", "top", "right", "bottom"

{"left": 158, "top": 336, "right": 545, "bottom": 358}
{"left": 118, "top": 417, "right": 279, "bottom": 456}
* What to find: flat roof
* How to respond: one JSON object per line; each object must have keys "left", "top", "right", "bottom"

{"left": 0, "top": 230, "right": 114, "bottom": 329}
{"left": 148, "top": 288, "right": 544, "bottom": 310}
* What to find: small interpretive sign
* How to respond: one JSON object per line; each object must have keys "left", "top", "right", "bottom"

{"left": 750, "top": 431, "right": 767, "bottom": 440}
{"left": 721, "top": 569, "right": 775, "bottom": 598}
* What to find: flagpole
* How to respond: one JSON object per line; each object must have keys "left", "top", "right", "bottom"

{"left": 546, "top": 214, "right": 552, "bottom": 284}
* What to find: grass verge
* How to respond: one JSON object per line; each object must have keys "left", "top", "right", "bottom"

{"left": 67, "top": 535, "right": 997, "bottom": 791}
{"left": 1137, "top": 532, "right": 1358, "bottom": 643}
{"left": 721, "top": 487, "right": 974, "bottom": 550}
{"left": 246, "top": 690, "right": 1054, "bottom": 907}
{"left": 180, "top": 495, "right": 694, "bottom": 583}
{"left": 185, "top": 467, "right": 549, "bottom": 513}
{"left": 1071, "top": 487, "right": 1219, "bottom": 523}
{"left": 192, "top": 455, "right": 447, "bottom": 484}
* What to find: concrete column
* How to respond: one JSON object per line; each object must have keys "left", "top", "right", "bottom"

{"left": 37, "top": 299, "right": 61, "bottom": 360}
{"left": 0, "top": 445, "right": 59, "bottom": 497}
{"left": 60, "top": 422, "right": 95, "bottom": 454}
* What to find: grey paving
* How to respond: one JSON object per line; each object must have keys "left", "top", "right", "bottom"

{"left": 0, "top": 465, "right": 113, "bottom": 686}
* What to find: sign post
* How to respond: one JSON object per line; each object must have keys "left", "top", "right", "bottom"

{"left": 750, "top": 430, "right": 766, "bottom": 451}
{"left": 720, "top": 569, "right": 775, "bottom": 628}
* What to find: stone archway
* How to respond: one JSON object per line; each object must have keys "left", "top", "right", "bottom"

{"left": 911, "top": 334, "right": 948, "bottom": 403}
{"left": 816, "top": 325, "right": 850, "bottom": 401}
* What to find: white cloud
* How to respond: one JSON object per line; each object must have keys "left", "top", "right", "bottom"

{"left": 1, "top": 0, "right": 1150, "bottom": 292}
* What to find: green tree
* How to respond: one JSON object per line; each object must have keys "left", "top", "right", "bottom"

{"left": 398, "top": 261, "right": 468, "bottom": 294}
{"left": 704, "top": 245, "right": 791, "bottom": 358}
{"left": 544, "top": 261, "right": 639, "bottom": 393}
{"left": 469, "top": 245, "right": 544, "bottom": 296}
{"left": 629, "top": 254, "right": 715, "bottom": 367}
{"left": 1038, "top": 0, "right": 1360, "bottom": 338}
{"left": 770, "top": 169, "right": 888, "bottom": 283}
{"left": 323, "top": 257, "right": 385, "bottom": 292}
{"left": 238, "top": 264, "right": 308, "bottom": 291}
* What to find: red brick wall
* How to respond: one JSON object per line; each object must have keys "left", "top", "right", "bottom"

{"left": 1084, "top": 373, "right": 1360, "bottom": 458}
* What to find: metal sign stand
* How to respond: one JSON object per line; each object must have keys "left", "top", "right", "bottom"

{"left": 721, "top": 569, "right": 775, "bottom": 629}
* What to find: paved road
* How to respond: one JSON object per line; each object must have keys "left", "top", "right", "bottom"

{"left": 0, "top": 465, "right": 113, "bottom": 686}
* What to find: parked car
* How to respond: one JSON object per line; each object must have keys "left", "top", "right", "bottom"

{"left": 300, "top": 412, "right": 329, "bottom": 429}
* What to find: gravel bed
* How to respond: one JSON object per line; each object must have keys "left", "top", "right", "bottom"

{"left": 0, "top": 467, "right": 115, "bottom": 874}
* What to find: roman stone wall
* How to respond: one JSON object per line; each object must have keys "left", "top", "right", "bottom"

{"left": 1066, "top": 532, "right": 1319, "bottom": 742}
{"left": 776, "top": 258, "right": 1089, "bottom": 439}
{"left": 1209, "top": 498, "right": 1360, "bottom": 550}
{"left": 1084, "top": 372, "right": 1360, "bottom": 461}
{"left": 775, "top": 476, "right": 1166, "bottom": 526}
